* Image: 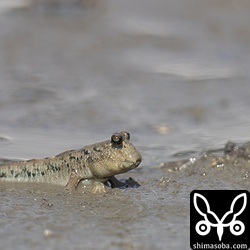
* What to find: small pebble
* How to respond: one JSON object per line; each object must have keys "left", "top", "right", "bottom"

{"left": 44, "top": 229, "right": 53, "bottom": 237}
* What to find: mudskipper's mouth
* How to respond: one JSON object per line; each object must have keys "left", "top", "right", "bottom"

{"left": 121, "top": 158, "right": 141, "bottom": 171}
{"left": 129, "top": 159, "right": 141, "bottom": 170}
{"left": 135, "top": 159, "right": 142, "bottom": 167}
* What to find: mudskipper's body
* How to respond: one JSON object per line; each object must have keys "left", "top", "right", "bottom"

{"left": 0, "top": 131, "right": 142, "bottom": 190}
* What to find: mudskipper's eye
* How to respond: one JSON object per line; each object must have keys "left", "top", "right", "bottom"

{"left": 111, "top": 133, "right": 123, "bottom": 147}
{"left": 120, "top": 131, "right": 130, "bottom": 141}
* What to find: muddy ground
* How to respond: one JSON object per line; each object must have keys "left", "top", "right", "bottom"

{"left": 1, "top": 141, "right": 249, "bottom": 250}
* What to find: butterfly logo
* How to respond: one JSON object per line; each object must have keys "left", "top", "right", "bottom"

{"left": 193, "top": 192, "right": 247, "bottom": 241}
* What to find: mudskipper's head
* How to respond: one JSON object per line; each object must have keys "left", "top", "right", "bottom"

{"left": 87, "top": 131, "right": 142, "bottom": 179}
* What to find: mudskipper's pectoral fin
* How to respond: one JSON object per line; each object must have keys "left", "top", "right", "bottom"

{"left": 108, "top": 176, "right": 126, "bottom": 188}
{"left": 108, "top": 176, "right": 140, "bottom": 189}
{"left": 65, "top": 169, "right": 82, "bottom": 190}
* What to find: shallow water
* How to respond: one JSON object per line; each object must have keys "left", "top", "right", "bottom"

{"left": 1, "top": 0, "right": 250, "bottom": 249}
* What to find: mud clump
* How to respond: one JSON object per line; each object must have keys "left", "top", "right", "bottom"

{"left": 161, "top": 141, "right": 250, "bottom": 190}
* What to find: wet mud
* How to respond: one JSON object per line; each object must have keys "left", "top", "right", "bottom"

{"left": 161, "top": 141, "right": 250, "bottom": 190}
{"left": 1, "top": 141, "right": 249, "bottom": 250}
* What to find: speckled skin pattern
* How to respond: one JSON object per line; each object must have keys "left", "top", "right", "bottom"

{"left": 0, "top": 131, "right": 142, "bottom": 189}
